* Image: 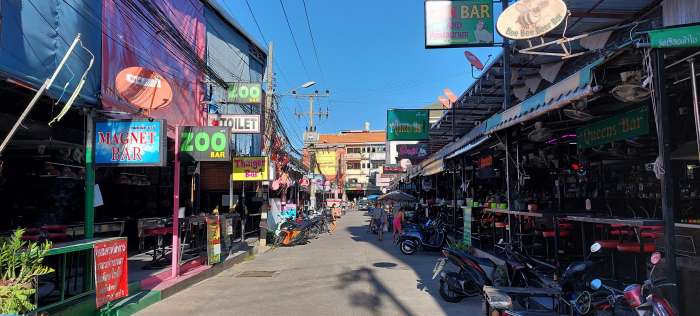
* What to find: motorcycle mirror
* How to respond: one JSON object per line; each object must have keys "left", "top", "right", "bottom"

{"left": 650, "top": 251, "right": 662, "bottom": 265}
{"left": 590, "top": 242, "right": 602, "bottom": 253}
{"left": 590, "top": 279, "right": 602, "bottom": 290}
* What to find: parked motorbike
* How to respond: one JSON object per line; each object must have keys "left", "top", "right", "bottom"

{"left": 273, "top": 213, "right": 318, "bottom": 247}
{"left": 587, "top": 251, "right": 676, "bottom": 316}
{"left": 399, "top": 216, "right": 447, "bottom": 255}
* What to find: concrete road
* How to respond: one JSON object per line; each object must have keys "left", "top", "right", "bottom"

{"left": 137, "top": 210, "right": 482, "bottom": 316}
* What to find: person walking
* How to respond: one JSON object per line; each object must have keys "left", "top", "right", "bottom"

{"left": 378, "top": 207, "right": 388, "bottom": 241}
{"left": 392, "top": 207, "right": 405, "bottom": 244}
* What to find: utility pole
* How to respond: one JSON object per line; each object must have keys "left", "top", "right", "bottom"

{"left": 259, "top": 41, "right": 274, "bottom": 247}
{"left": 295, "top": 90, "right": 330, "bottom": 211}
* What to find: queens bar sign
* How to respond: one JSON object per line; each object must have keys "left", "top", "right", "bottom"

{"left": 94, "top": 120, "right": 166, "bottom": 166}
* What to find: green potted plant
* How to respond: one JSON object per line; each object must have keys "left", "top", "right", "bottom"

{"left": 0, "top": 229, "right": 54, "bottom": 315}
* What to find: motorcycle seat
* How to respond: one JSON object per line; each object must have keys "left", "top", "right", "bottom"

{"left": 455, "top": 250, "right": 496, "bottom": 268}
{"left": 483, "top": 286, "right": 512, "bottom": 310}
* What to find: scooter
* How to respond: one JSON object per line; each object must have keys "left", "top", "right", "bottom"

{"left": 273, "top": 214, "right": 314, "bottom": 247}
{"left": 587, "top": 250, "right": 676, "bottom": 316}
{"left": 398, "top": 216, "right": 447, "bottom": 255}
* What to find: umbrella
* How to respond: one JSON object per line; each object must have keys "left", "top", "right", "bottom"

{"left": 378, "top": 191, "right": 417, "bottom": 202}
{"left": 367, "top": 195, "right": 380, "bottom": 201}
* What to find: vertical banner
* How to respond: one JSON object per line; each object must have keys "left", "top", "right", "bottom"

{"left": 387, "top": 109, "right": 430, "bottom": 141}
{"left": 101, "top": 0, "right": 206, "bottom": 127}
{"left": 425, "top": 0, "right": 495, "bottom": 48}
{"left": 94, "top": 239, "right": 128, "bottom": 308}
{"left": 463, "top": 199, "right": 473, "bottom": 246}
{"left": 206, "top": 216, "right": 222, "bottom": 264}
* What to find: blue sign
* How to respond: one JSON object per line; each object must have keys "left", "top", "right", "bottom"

{"left": 94, "top": 120, "right": 166, "bottom": 166}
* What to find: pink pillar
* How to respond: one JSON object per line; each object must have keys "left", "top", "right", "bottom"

{"left": 171, "top": 126, "right": 181, "bottom": 278}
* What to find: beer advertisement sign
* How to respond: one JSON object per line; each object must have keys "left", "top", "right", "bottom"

{"left": 232, "top": 156, "right": 269, "bottom": 181}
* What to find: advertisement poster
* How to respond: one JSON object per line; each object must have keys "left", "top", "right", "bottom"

{"left": 425, "top": 0, "right": 494, "bottom": 48}
{"left": 463, "top": 199, "right": 473, "bottom": 247}
{"left": 179, "top": 126, "right": 231, "bottom": 161}
{"left": 281, "top": 204, "right": 297, "bottom": 219}
{"left": 387, "top": 109, "right": 430, "bottom": 141}
{"left": 95, "top": 120, "right": 166, "bottom": 166}
{"left": 315, "top": 150, "right": 338, "bottom": 177}
{"left": 94, "top": 239, "right": 128, "bottom": 308}
{"left": 208, "top": 114, "right": 261, "bottom": 133}
{"left": 206, "top": 216, "right": 222, "bottom": 264}
{"left": 101, "top": 0, "right": 205, "bottom": 127}
{"left": 232, "top": 156, "right": 269, "bottom": 181}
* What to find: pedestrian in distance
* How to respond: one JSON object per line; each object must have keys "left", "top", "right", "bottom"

{"left": 329, "top": 206, "right": 337, "bottom": 234}
{"left": 392, "top": 207, "right": 405, "bottom": 244}
{"left": 378, "top": 207, "right": 388, "bottom": 241}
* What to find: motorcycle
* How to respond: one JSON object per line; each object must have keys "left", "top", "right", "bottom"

{"left": 273, "top": 213, "right": 318, "bottom": 247}
{"left": 587, "top": 250, "right": 676, "bottom": 316}
{"left": 399, "top": 216, "right": 447, "bottom": 255}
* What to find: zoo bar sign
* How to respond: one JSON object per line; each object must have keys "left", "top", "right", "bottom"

{"left": 425, "top": 0, "right": 494, "bottom": 48}
{"left": 577, "top": 106, "right": 649, "bottom": 150}
{"left": 227, "top": 82, "right": 262, "bottom": 105}
{"left": 179, "top": 126, "right": 231, "bottom": 161}
{"left": 94, "top": 120, "right": 166, "bottom": 167}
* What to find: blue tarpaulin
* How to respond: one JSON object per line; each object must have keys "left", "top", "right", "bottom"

{"left": 0, "top": 0, "right": 101, "bottom": 105}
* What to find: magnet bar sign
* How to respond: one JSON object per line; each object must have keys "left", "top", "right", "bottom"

{"left": 179, "top": 126, "right": 231, "bottom": 161}
{"left": 94, "top": 120, "right": 166, "bottom": 166}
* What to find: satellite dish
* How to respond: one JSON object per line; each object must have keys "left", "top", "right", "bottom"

{"left": 443, "top": 89, "right": 458, "bottom": 104}
{"left": 496, "top": 0, "right": 568, "bottom": 40}
{"left": 464, "top": 51, "right": 484, "bottom": 70}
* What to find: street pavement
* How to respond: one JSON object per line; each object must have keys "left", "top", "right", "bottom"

{"left": 136, "top": 210, "right": 482, "bottom": 316}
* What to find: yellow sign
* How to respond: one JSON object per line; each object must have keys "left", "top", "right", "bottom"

{"left": 232, "top": 156, "right": 268, "bottom": 181}
{"left": 315, "top": 150, "right": 337, "bottom": 177}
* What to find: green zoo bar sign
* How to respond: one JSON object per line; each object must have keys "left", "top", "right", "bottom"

{"left": 179, "top": 126, "right": 231, "bottom": 161}
{"left": 577, "top": 106, "right": 649, "bottom": 149}
{"left": 227, "top": 82, "right": 262, "bottom": 104}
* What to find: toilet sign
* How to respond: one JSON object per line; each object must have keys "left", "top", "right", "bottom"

{"left": 208, "top": 114, "right": 260, "bottom": 133}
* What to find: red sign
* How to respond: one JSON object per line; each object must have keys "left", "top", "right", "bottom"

{"left": 479, "top": 156, "right": 493, "bottom": 168}
{"left": 94, "top": 239, "right": 129, "bottom": 308}
{"left": 383, "top": 164, "right": 403, "bottom": 173}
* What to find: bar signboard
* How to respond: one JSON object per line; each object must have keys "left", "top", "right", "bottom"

{"left": 387, "top": 109, "right": 430, "bottom": 141}
{"left": 227, "top": 82, "right": 262, "bottom": 104}
{"left": 94, "top": 120, "right": 166, "bottom": 166}
{"left": 208, "top": 114, "right": 261, "bottom": 133}
{"left": 232, "top": 156, "right": 268, "bottom": 181}
{"left": 648, "top": 24, "right": 700, "bottom": 48}
{"left": 577, "top": 106, "right": 649, "bottom": 149}
{"left": 179, "top": 126, "right": 231, "bottom": 161}
{"left": 425, "top": 0, "right": 495, "bottom": 48}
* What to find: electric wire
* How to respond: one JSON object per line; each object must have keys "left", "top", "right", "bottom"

{"left": 278, "top": 0, "right": 311, "bottom": 80}
{"left": 301, "top": 0, "right": 325, "bottom": 81}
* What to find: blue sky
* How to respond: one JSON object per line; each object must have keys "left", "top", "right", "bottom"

{"left": 219, "top": 0, "right": 501, "bottom": 149}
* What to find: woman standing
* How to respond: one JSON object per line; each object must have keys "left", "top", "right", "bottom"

{"left": 392, "top": 207, "right": 405, "bottom": 244}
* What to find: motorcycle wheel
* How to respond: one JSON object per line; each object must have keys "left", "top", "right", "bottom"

{"left": 400, "top": 239, "right": 418, "bottom": 255}
{"left": 439, "top": 280, "right": 465, "bottom": 303}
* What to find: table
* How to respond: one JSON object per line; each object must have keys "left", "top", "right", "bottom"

{"left": 483, "top": 209, "right": 543, "bottom": 252}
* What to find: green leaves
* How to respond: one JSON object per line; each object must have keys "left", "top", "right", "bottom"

{"left": 0, "top": 229, "right": 54, "bottom": 314}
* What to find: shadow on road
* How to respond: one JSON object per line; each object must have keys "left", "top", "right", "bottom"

{"left": 337, "top": 267, "right": 416, "bottom": 316}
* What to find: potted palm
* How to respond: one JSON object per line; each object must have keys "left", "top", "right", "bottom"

{"left": 0, "top": 229, "right": 54, "bottom": 315}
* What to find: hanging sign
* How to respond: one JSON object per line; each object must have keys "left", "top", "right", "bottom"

{"left": 383, "top": 164, "right": 403, "bottom": 173}
{"left": 208, "top": 114, "right": 261, "bottom": 133}
{"left": 496, "top": 0, "right": 567, "bottom": 40}
{"left": 648, "top": 24, "right": 700, "bottom": 48}
{"left": 94, "top": 120, "right": 166, "bottom": 166}
{"left": 206, "top": 216, "right": 222, "bottom": 264}
{"left": 577, "top": 106, "right": 649, "bottom": 149}
{"left": 227, "top": 82, "right": 262, "bottom": 104}
{"left": 425, "top": 0, "right": 495, "bottom": 48}
{"left": 94, "top": 239, "right": 129, "bottom": 308}
{"left": 179, "top": 126, "right": 231, "bottom": 161}
{"left": 387, "top": 109, "right": 430, "bottom": 141}
{"left": 232, "top": 156, "right": 269, "bottom": 181}
{"left": 397, "top": 144, "right": 429, "bottom": 161}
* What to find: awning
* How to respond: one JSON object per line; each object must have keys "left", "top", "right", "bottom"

{"left": 483, "top": 57, "right": 605, "bottom": 134}
{"left": 446, "top": 136, "right": 489, "bottom": 159}
{"left": 422, "top": 159, "right": 444, "bottom": 176}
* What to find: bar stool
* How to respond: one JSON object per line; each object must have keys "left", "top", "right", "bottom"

{"left": 21, "top": 228, "right": 41, "bottom": 241}
{"left": 143, "top": 226, "right": 172, "bottom": 269}
{"left": 541, "top": 229, "right": 570, "bottom": 258}
{"left": 616, "top": 228, "right": 658, "bottom": 282}
{"left": 42, "top": 225, "right": 70, "bottom": 243}
{"left": 592, "top": 239, "right": 620, "bottom": 278}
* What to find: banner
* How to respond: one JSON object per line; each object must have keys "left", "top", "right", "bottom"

{"left": 179, "top": 126, "right": 231, "bottom": 161}
{"left": 95, "top": 120, "right": 166, "bottom": 166}
{"left": 397, "top": 144, "right": 429, "bottom": 161}
{"left": 383, "top": 164, "right": 403, "bottom": 174}
{"left": 206, "top": 216, "right": 221, "bottom": 264}
{"left": 227, "top": 82, "right": 263, "bottom": 104}
{"left": 208, "top": 114, "right": 261, "bottom": 133}
{"left": 94, "top": 239, "right": 128, "bottom": 308}
{"left": 387, "top": 109, "right": 430, "bottom": 141}
{"left": 577, "top": 106, "right": 649, "bottom": 149}
{"left": 101, "top": 0, "right": 206, "bottom": 127}
{"left": 315, "top": 150, "right": 337, "bottom": 177}
{"left": 425, "top": 0, "right": 494, "bottom": 48}
{"left": 463, "top": 199, "right": 473, "bottom": 247}
{"left": 232, "top": 156, "right": 268, "bottom": 181}
{"left": 648, "top": 24, "right": 700, "bottom": 48}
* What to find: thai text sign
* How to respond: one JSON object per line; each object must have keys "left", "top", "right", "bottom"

{"left": 95, "top": 120, "right": 166, "bottom": 166}
{"left": 232, "top": 156, "right": 268, "bottom": 181}
{"left": 648, "top": 24, "right": 700, "bottom": 48}
{"left": 425, "top": 0, "right": 494, "bottom": 47}
{"left": 206, "top": 216, "right": 221, "bottom": 264}
{"left": 94, "top": 239, "right": 128, "bottom": 308}
{"left": 227, "top": 82, "right": 262, "bottom": 104}
{"left": 179, "top": 126, "right": 231, "bottom": 161}
{"left": 397, "top": 143, "right": 429, "bottom": 160}
{"left": 577, "top": 106, "right": 649, "bottom": 149}
{"left": 208, "top": 114, "right": 261, "bottom": 133}
{"left": 387, "top": 109, "right": 430, "bottom": 141}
